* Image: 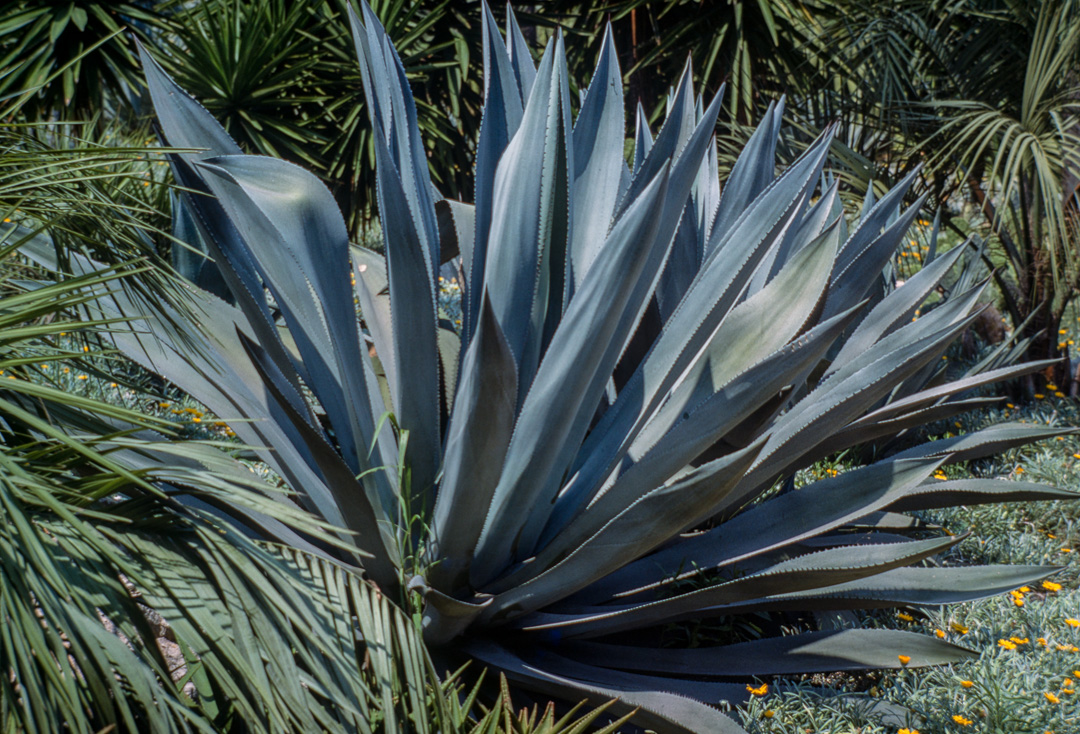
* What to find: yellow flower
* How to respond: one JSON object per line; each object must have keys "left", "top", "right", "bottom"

{"left": 1066, "top": 619, "right": 1080, "bottom": 628}
{"left": 1038, "top": 638, "right": 1048, "bottom": 647}
{"left": 898, "top": 729, "right": 920, "bottom": 734}
{"left": 898, "top": 655, "right": 911, "bottom": 665}
{"left": 1074, "top": 670, "right": 1080, "bottom": 678}
{"left": 1015, "top": 466, "right": 1025, "bottom": 475}
{"left": 960, "top": 680, "right": 974, "bottom": 688}
{"left": 746, "top": 683, "right": 768, "bottom": 696}
{"left": 1064, "top": 679, "right": 1073, "bottom": 687}
{"left": 108, "top": 382, "right": 118, "bottom": 388}
{"left": 935, "top": 629, "right": 946, "bottom": 638}
{"left": 1035, "top": 393, "right": 1046, "bottom": 399}
{"left": 1042, "top": 581, "right": 1062, "bottom": 592}
{"left": 1063, "top": 688, "right": 1075, "bottom": 695}
{"left": 952, "top": 715, "right": 973, "bottom": 726}
{"left": 82, "top": 345, "right": 89, "bottom": 352}
{"left": 1063, "top": 548, "right": 1074, "bottom": 553}
{"left": 950, "top": 622, "right": 969, "bottom": 634}
{"left": 1010, "top": 636, "right": 1029, "bottom": 645}
{"left": 1056, "top": 391, "right": 1065, "bottom": 397}
{"left": 76, "top": 374, "right": 88, "bottom": 381}
{"left": 1013, "top": 596, "right": 1025, "bottom": 607}
{"left": 998, "top": 639, "right": 1017, "bottom": 650}
{"left": 1045, "top": 692, "right": 1060, "bottom": 704}
{"left": 763, "top": 710, "right": 775, "bottom": 719}
{"left": 897, "top": 612, "right": 914, "bottom": 622}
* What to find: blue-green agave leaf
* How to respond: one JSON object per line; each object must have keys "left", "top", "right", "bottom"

{"left": 563, "top": 628, "right": 977, "bottom": 677}
{"left": 369, "top": 129, "right": 443, "bottom": 512}
{"left": 769, "top": 565, "right": 1061, "bottom": 608}
{"left": 707, "top": 97, "right": 784, "bottom": 251}
{"left": 463, "top": 0, "right": 525, "bottom": 342}
{"left": 481, "top": 441, "right": 762, "bottom": 620}
{"left": 892, "top": 423, "right": 1080, "bottom": 462}
{"left": 574, "top": 457, "right": 942, "bottom": 606}
{"left": 829, "top": 242, "right": 970, "bottom": 373}
{"left": 464, "top": 641, "right": 749, "bottom": 734}
{"left": 632, "top": 101, "right": 652, "bottom": 174}
{"left": 524, "top": 535, "right": 962, "bottom": 638}
{"left": 887, "top": 479, "right": 1080, "bottom": 512}
{"left": 238, "top": 331, "right": 401, "bottom": 589}
{"left": 563, "top": 128, "right": 835, "bottom": 523}
{"left": 350, "top": 2, "right": 440, "bottom": 277}
{"left": 481, "top": 31, "right": 573, "bottom": 397}
{"left": 569, "top": 23, "right": 624, "bottom": 291}
{"left": 505, "top": 2, "right": 535, "bottom": 103}
{"left": 429, "top": 296, "right": 518, "bottom": 594}
{"left": 195, "top": 156, "right": 395, "bottom": 508}
{"left": 471, "top": 165, "right": 671, "bottom": 586}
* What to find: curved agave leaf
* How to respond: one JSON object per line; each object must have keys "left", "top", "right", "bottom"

{"left": 569, "top": 23, "right": 624, "bottom": 291}
{"left": 563, "top": 628, "right": 979, "bottom": 676}
{"left": 462, "top": 1, "right": 525, "bottom": 342}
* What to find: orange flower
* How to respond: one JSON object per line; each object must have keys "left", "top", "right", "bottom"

{"left": 1045, "top": 692, "right": 1060, "bottom": 704}
{"left": 746, "top": 683, "right": 768, "bottom": 696}
{"left": 1043, "top": 581, "right": 1062, "bottom": 592}
{"left": 898, "top": 655, "right": 911, "bottom": 665}
{"left": 952, "top": 715, "right": 973, "bottom": 726}
{"left": 960, "top": 680, "right": 974, "bottom": 688}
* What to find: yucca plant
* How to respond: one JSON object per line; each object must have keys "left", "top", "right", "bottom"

{"left": 0, "top": 1, "right": 170, "bottom": 120}
{"left": 28, "top": 2, "right": 1079, "bottom": 731}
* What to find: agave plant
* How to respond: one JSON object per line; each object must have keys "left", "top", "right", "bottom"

{"left": 25, "top": 1, "right": 1078, "bottom": 731}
